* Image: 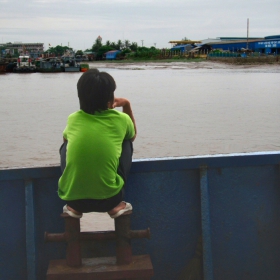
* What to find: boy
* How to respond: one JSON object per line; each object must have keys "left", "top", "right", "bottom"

{"left": 58, "top": 69, "right": 136, "bottom": 219}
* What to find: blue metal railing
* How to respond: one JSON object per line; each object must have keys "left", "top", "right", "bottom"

{"left": 1, "top": 151, "right": 280, "bottom": 280}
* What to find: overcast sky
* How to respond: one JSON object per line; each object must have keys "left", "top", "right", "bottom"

{"left": 1, "top": 0, "right": 279, "bottom": 51}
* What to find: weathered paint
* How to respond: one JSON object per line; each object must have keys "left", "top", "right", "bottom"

{"left": 200, "top": 166, "right": 213, "bottom": 280}
{"left": 25, "top": 179, "right": 37, "bottom": 280}
{"left": 0, "top": 151, "right": 280, "bottom": 280}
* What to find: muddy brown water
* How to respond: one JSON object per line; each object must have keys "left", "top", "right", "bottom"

{"left": 1, "top": 61, "right": 279, "bottom": 168}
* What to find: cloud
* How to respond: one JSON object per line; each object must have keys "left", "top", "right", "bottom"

{"left": 1, "top": 0, "right": 279, "bottom": 50}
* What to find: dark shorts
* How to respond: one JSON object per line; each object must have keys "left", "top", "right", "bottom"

{"left": 66, "top": 189, "right": 124, "bottom": 213}
{"left": 60, "top": 140, "right": 133, "bottom": 213}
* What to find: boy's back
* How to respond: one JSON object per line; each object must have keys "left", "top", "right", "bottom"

{"left": 58, "top": 109, "right": 134, "bottom": 201}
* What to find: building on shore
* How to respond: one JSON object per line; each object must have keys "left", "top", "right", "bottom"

{"left": 105, "top": 50, "right": 121, "bottom": 60}
{"left": 169, "top": 35, "right": 280, "bottom": 55}
{"left": 201, "top": 35, "right": 280, "bottom": 54}
{"left": 1, "top": 42, "right": 44, "bottom": 58}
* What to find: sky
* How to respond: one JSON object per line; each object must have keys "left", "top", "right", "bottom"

{"left": 1, "top": 0, "right": 280, "bottom": 51}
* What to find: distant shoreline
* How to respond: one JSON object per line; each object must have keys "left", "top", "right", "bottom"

{"left": 88, "top": 60, "right": 280, "bottom": 71}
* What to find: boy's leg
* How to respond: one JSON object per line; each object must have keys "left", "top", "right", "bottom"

{"left": 59, "top": 141, "right": 67, "bottom": 172}
{"left": 117, "top": 140, "right": 133, "bottom": 185}
{"left": 107, "top": 140, "right": 133, "bottom": 216}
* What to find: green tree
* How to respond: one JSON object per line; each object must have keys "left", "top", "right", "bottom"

{"left": 75, "top": 50, "right": 83, "bottom": 56}
{"left": 110, "top": 41, "right": 118, "bottom": 49}
{"left": 92, "top": 36, "right": 102, "bottom": 52}
{"left": 130, "top": 42, "right": 138, "bottom": 52}
{"left": 45, "top": 45, "right": 71, "bottom": 56}
{"left": 116, "top": 40, "right": 123, "bottom": 50}
{"left": 124, "top": 40, "right": 131, "bottom": 49}
{"left": 0, "top": 46, "right": 5, "bottom": 57}
{"left": 121, "top": 49, "right": 131, "bottom": 58}
{"left": 127, "top": 46, "right": 160, "bottom": 59}
{"left": 96, "top": 45, "right": 114, "bottom": 60}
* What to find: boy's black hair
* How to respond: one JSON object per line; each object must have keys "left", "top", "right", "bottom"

{"left": 77, "top": 69, "right": 116, "bottom": 114}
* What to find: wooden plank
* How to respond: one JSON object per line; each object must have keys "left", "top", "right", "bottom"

{"left": 47, "top": 255, "right": 153, "bottom": 280}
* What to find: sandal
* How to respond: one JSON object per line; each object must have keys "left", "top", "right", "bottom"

{"left": 109, "top": 202, "right": 132, "bottom": 219}
{"left": 63, "top": 205, "right": 83, "bottom": 219}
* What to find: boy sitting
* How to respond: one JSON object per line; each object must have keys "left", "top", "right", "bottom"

{"left": 58, "top": 69, "right": 136, "bottom": 219}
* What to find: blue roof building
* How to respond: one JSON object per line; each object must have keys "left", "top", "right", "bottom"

{"left": 204, "top": 35, "right": 280, "bottom": 54}
{"left": 105, "top": 50, "right": 121, "bottom": 60}
{"left": 170, "top": 44, "right": 193, "bottom": 52}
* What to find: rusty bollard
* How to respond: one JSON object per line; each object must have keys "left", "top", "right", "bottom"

{"left": 114, "top": 212, "right": 132, "bottom": 265}
{"left": 62, "top": 213, "right": 82, "bottom": 267}
{"left": 45, "top": 209, "right": 151, "bottom": 269}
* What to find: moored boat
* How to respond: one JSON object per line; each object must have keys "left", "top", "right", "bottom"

{"left": 0, "top": 63, "right": 6, "bottom": 73}
{"left": 36, "top": 57, "right": 63, "bottom": 73}
{"left": 80, "top": 63, "right": 89, "bottom": 72}
{"left": 0, "top": 60, "right": 8, "bottom": 73}
{"left": 5, "top": 61, "right": 17, "bottom": 72}
{"left": 61, "top": 56, "right": 80, "bottom": 72}
{"left": 13, "top": 55, "right": 36, "bottom": 73}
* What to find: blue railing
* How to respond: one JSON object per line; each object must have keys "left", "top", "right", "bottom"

{"left": 1, "top": 151, "right": 280, "bottom": 280}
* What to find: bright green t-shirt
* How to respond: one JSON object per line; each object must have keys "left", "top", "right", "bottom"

{"left": 58, "top": 109, "right": 135, "bottom": 200}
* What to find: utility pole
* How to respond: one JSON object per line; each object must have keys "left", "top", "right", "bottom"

{"left": 246, "top": 18, "right": 249, "bottom": 49}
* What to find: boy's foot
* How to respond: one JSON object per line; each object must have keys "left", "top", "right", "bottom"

{"left": 108, "top": 201, "right": 132, "bottom": 219}
{"left": 63, "top": 205, "right": 83, "bottom": 218}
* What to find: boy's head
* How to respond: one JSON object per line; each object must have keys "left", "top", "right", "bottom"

{"left": 77, "top": 69, "right": 116, "bottom": 114}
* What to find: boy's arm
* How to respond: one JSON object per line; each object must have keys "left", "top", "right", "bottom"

{"left": 113, "top": 97, "right": 137, "bottom": 142}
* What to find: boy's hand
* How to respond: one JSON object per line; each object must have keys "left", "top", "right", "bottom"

{"left": 113, "top": 97, "right": 130, "bottom": 109}
{"left": 113, "top": 97, "right": 137, "bottom": 141}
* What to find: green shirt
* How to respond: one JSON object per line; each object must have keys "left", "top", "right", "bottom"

{"left": 58, "top": 109, "right": 135, "bottom": 200}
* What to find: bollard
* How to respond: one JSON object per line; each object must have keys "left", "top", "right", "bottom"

{"left": 62, "top": 213, "right": 82, "bottom": 267}
{"left": 45, "top": 211, "right": 153, "bottom": 279}
{"left": 115, "top": 212, "right": 132, "bottom": 265}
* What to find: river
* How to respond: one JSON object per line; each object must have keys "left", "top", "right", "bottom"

{"left": 1, "top": 61, "right": 280, "bottom": 168}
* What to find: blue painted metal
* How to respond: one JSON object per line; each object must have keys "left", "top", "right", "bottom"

{"left": 25, "top": 179, "right": 36, "bottom": 280}
{"left": 105, "top": 50, "right": 121, "bottom": 60}
{"left": 208, "top": 165, "right": 280, "bottom": 279}
{"left": 200, "top": 166, "right": 213, "bottom": 280}
{"left": 170, "top": 44, "right": 192, "bottom": 52}
{"left": 0, "top": 179, "right": 27, "bottom": 280}
{"left": 0, "top": 151, "right": 280, "bottom": 280}
{"left": 206, "top": 38, "right": 280, "bottom": 53}
{"left": 254, "top": 40, "right": 280, "bottom": 53}
{"left": 207, "top": 41, "right": 254, "bottom": 52}
{"left": 265, "top": 35, "right": 280, "bottom": 40}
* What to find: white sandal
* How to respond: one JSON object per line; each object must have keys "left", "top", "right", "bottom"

{"left": 109, "top": 202, "right": 132, "bottom": 219}
{"left": 63, "top": 205, "right": 83, "bottom": 219}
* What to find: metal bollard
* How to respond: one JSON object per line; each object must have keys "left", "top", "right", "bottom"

{"left": 62, "top": 213, "right": 82, "bottom": 267}
{"left": 114, "top": 212, "right": 132, "bottom": 265}
{"left": 45, "top": 211, "right": 154, "bottom": 280}
{"left": 45, "top": 211, "right": 151, "bottom": 268}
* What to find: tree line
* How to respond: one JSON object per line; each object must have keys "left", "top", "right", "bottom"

{"left": 85, "top": 36, "right": 161, "bottom": 60}
{"left": 44, "top": 37, "right": 161, "bottom": 60}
